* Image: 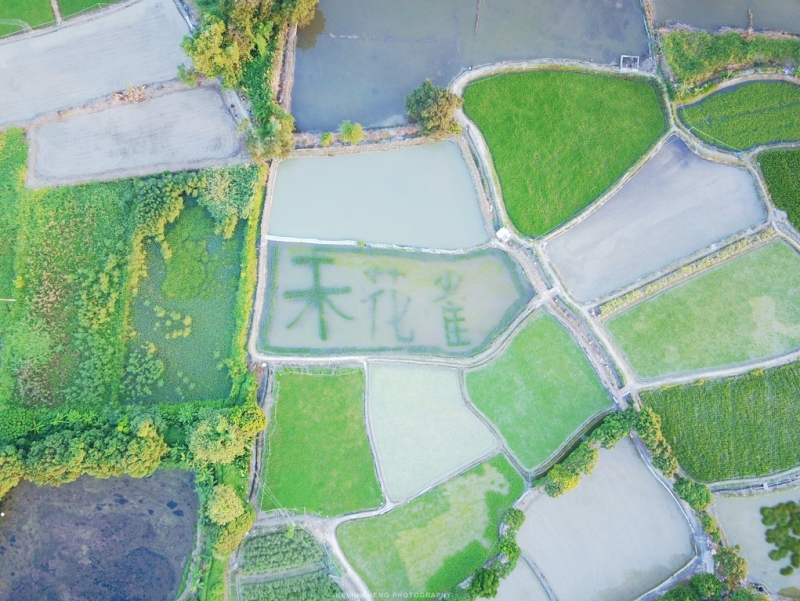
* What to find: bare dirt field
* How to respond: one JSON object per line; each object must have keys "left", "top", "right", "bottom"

{"left": 31, "top": 87, "right": 243, "bottom": 185}
{"left": 517, "top": 438, "right": 694, "bottom": 601}
{"left": 546, "top": 136, "right": 765, "bottom": 302}
{"left": 492, "top": 561, "right": 550, "bottom": 601}
{"left": 0, "top": 0, "right": 189, "bottom": 125}
{"left": 0, "top": 470, "right": 198, "bottom": 601}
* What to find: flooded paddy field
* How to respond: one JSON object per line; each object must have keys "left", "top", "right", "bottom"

{"left": 291, "top": 0, "right": 649, "bottom": 130}
{"left": 269, "top": 142, "right": 488, "bottom": 249}
{"left": 368, "top": 363, "right": 497, "bottom": 502}
{"left": 0, "top": 0, "right": 189, "bottom": 125}
{"left": 518, "top": 438, "right": 694, "bottom": 601}
{"left": 338, "top": 454, "right": 524, "bottom": 596}
{"left": 715, "top": 488, "right": 800, "bottom": 597}
{"left": 547, "top": 136, "right": 765, "bottom": 302}
{"left": 257, "top": 242, "right": 534, "bottom": 357}
{"left": 650, "top": 0, "right": 800, "bottom": 33}
{"left": 32, "top": 87, "right": 242, "bottom": 186}
{"left": 607, "top": 241, "right": 800, "bottom": 378}
{"left": 466, "top": 311, "right": 612, "bottom": 471}
{"left": 0, "top": 470, "right": 198, "bottom": 601}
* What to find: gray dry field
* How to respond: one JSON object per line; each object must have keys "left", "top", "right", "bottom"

{"left": 0, "top": 0, "right": 189, "bottom": 125}
{"left": 32, "top": 87, "right": 242, "bottom": 185}
{"left": 518, "top": 438, "right": 694, "bottom": 601}
{"left": 367, "top": 363, "right": 497, "bottom": 502}
{"left": 494, "top": 561, "right": 551, "bottom": 601}
{"left": 546, "top": 136, "right": 765, "bottom": 302}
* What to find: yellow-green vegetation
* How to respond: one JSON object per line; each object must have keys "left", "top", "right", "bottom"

{"left": 462, "top": 70, "right": 665, "bottom": 236}
{"left": 0, "top": 0, "right": 54, "bottom": 36}
{"left": 607, "top": 242, "right": 800, "bottom": 378}
{"left": 337, "top": 455, "right": 524, "bottom": 597}
{"left": 761, "top": 149, "right": 800, "bottom": 230}
{"left": 679, "top": 82, "right": 800, "bottom": 150}
{"left": 642, "top": 362, "right": 800, "bottom": 482}
{"left": 466, "top": 312, "right": 612, "bottom": 470}
{"left": 662, "top": 29, "right": 800, "bottom": 91}
{"left": 260, "top": 368, "right": 384, "bottom": 517}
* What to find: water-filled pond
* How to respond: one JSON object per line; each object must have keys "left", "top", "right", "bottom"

{"left": 0, "top": 470, "right": 198, "bottom": 601}
{"left": 651, "top": 0, "right": 800, "bottom": 33}
{"left": 291, "top": 0, "right": 650, "bottom": 131}
{"left": 269, "top": 142, "right": 489, "bottom": 249}
{"left": 258, "top": 242, "right": 534, "bottom": 356}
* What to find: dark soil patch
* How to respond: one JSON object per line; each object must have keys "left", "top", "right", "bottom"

{"left": 0, "top": 470, "right": 198, "bottom": 601}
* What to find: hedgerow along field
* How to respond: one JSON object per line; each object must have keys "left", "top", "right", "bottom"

{"left": 607, "top": 241, "right": 800, "bottom": 378}
{"left": 260, "top": 368, "right": 384, "bottom": 517}
{"left": 641, "top": 361, "right": 800, "bottom": 482}
{"left": 466, "top": 311, "right": 612, "bottom": 470}
{"left": 337, "top": 454, "right": 524, "bottom": 597}
{"left": 0, "top": 0, "right": 54, "bottom": 36}
{"left": 761, "top": 149, "right": 800, "bottom": 230}
{"left": 679, "top": 81, "right": 800, "bottom": 150}
{"left": 661, "top": 30, "right": 800, "bottom": 90}
{"left": 462, "top": 70, "right": 666, "bottom": 236}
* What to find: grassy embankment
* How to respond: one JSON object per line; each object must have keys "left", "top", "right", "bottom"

{"left": 463, "top": 70, "right": 666, "bottom": 236}
{"left": 661, "top": 30, "right": 800, "bottom": 94}
{"left": 260, "top": 368, "right": 384, "bottom": 516}
{"left": 57, "top": 0, "right": 122, "bottom": 18}
{"left": 0, "top": 0, "right": 54, "bottom": 36}
{"left": 679, "top": 81, "right": 800, "bottom": 150}
{"left": 338, "top": 454, "right": 524, "bottom": 597}
{"left": 466, "top": 312, "right": 612, "bottom": 471}
{"left": 607, "top": 241, "right": 800, "bottom": 378}
{"left": 761, "top": 149, "right": 800, "bottom": 229}
{"left": 642, "top": 362, "right": 800, "bottom": 482}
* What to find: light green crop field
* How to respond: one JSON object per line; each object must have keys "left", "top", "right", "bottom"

{"left": 607, "top": 242, "right": 800, "bottom": 378}
{"left": 0, "top": 0, "right": 54, "bottom": 35}
{"left": 466, "top": 312, "right": 612, "bottom": 470}
{"left": 641, "top": 361, "right": 800, "bottom": 482}
{"left": 680, "top": 82, "right": 800, "bottom": 150}
{"left": 58, "top": 0, "right": 122, "bottom": 18}
{"left": 260, "top": 368, "right": 384, "bottom": 517}
{"left": 463, "top": 70, "right": 665, "bottom": 236}
{"left": 338, "top": 454, "right": 524, "bottom": 597}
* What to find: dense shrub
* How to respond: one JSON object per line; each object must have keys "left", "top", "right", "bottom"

{"left": 589, "top": 408, "right": 637, "bottom": 448}
{"left": 240, "top": 526, "right": 324, "bottom": 575}
{"left": 636, "top": 406, "right": 679, "bottom": 477}
{"left": 339, "top": 120, "right": 364, "bottom": 145}
{"left": 468, "top": 568, "right": 500, "bottom": 598}
{"left": 207, "top": 484, "right": 245, "bottom": 525}
{"left": 208, "top": 502, "right": 256, "bottom": 555}
{"left": 674, "top": 477, "right": 713, "bottom": 511}
{"left": 662, "top": 587, "right": 700, "bottom": 601}
{"left": 502, "top": 508, "right": 525, "bottom": 531}
{"left": 700, "top": 512, "right": 723, "bottom": 544}
{"left": 189, "top": 414, "right": 250, "bottom": 464}
{"left": 405, "top": 79, "right": 462, "bottom": 138}
{"left": 715, "top": 545, "right": 748, "bottom": 585}
{"left": 689, "top": 573, "right": 724, "bottom": 598}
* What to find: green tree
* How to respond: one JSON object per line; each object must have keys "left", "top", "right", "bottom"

{"left": 503, "top": 507, "right": 525, "bottom": 531}
{"left": 189, "top": 414, "right": 248, "bottom": 464}
{"left": 700, "top": 512, "right": 722, "bottom": 544}
{"left": 468, "top": 568, "right": 500, "bottom": 598}
{"left": 690, "top": 573, "right": 723, "bottom": 599}
{"left": 210, "top": 502, "right": 256, "bottom": 554}
{"left": 662, "top": 587, "right": 700, "bottom": 601}
{"left": 715, "top": 545, "right": 748, "bottom": 585}
{"left": 674, "top": 477, "right": 713, "bottom": 511}
{"left": 340, "top": 120, "right": 364, "bottom": 145}
{"left": 405, "top": 79, "right": 463, "bottom": 138}
{"left": 207, "top": 483, "right": 245, "bottom": 525}
{"left": 182, "top": 16, "right": 242, "bottom": 87}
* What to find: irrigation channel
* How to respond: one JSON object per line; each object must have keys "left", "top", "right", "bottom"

{"left": 241, "top": 52, "right": 800, "bottom": 600}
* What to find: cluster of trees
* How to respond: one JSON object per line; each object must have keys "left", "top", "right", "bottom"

{"left": 405, "top": 79, "right": 462, "bottom": 138}
{"left": 761, "top": 500, "right": 800, "bottom": 575}
{"left": 660, "top": 546, "right": 761, "bottom": 600}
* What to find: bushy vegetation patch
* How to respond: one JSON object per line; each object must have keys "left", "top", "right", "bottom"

{"left": 240, "top": 526, "right": 324, "bottom": 575}
{"left": 260, "top": 368, "right": 383, "bottom": 517}
{"left": 337, "top": 455, "right": 524, "bottom": 597}
{"left": 466, "top": 312, "right": 612, "bottom": 470}
{"left": 0, "top": 0, "right": 54, "bottom": 36}
{"left": 674, "top": 477, "right": 713, "bottom": 511}
{"left": 662, "top": 30, "right": 800, "bottom": 92}
{"left": 641, "top": 362, "right": 800, "bottom": 482}
{"left": 462, "top": 70, "right": 665, "bottom": 236}
{"left": 405, "top": 79, "right": 462, "bottom": 138}
{"left": 608, "top": 242, "right": 800, "bottom": 378}
{"left": 761, "top": 500, "right": 800, "bottom": 576}
{"left": 761, "top": 149, "right": 800, "bottom": 230}
{"left": 240, "top": 570, "right": 343, "bottom": 601}
{"left": 679, "top": 82, "right": 800, "bottom": 150}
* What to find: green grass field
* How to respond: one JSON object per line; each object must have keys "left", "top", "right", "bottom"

{"left": 679, "top": 82, "right": 800, "bottom": 150}
{"left": 662, "top": 30, "right": 800, "bottom": 89}
{"left": 607, "top": 241, "right": 800, "bottom": 379}
{"left": 761, "top": 149, "right": 800, "bottom": 230}
{"left": 466, "top": 312, "right": 612, "bottom": 470}
{"left": 260, "top": 368, "right": 383, "bottom": 517}
{"left": 0, "top": 0, "right": 54, "bottom": 36}
{"left": 337, "top": 454, "right": 524, "bottom": 597}
{"left": 58, "top": 0, "right": 121, "bottom": 18}
{"left": 641, "top": 362, "right": 800, "bottom": 482}
{"left": 463, "top": 71, "right": 665, "bottom": 236}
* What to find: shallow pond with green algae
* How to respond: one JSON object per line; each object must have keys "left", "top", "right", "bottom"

{"left": 125, "top": 205, "right": 244, "bottom": 403}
